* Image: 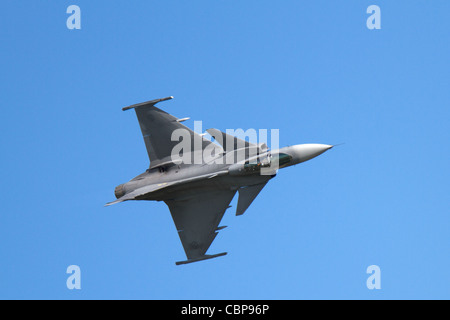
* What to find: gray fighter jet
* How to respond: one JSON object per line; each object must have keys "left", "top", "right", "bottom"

{"left": 107, "top": 96, "right": 333, "bottom": 265}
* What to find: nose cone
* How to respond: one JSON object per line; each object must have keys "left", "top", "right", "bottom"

{"left": 284, "top": 143, "right": 333, "bottom": 165}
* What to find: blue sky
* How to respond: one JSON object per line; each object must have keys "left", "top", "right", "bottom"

{"left": 1, "top": 1, "right": 449, "bottom": 299}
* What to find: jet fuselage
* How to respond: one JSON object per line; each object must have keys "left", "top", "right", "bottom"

{"left": 114, "top": 144, "right": 332, "bottom": 202}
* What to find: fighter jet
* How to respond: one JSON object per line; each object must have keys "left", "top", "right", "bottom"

{"left": 106, "top": 96, "right": 333, "bottom": 265}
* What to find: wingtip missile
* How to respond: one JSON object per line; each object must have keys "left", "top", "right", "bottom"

{"left": 122, "top": 96, "right": 174, "bottom": 111}
{"left": 175, "top": 252, "right": 228, "bottom": 265}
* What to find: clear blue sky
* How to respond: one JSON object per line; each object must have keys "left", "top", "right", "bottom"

{"left": 1, "top": 1, "right": 449, "bottom": 299}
